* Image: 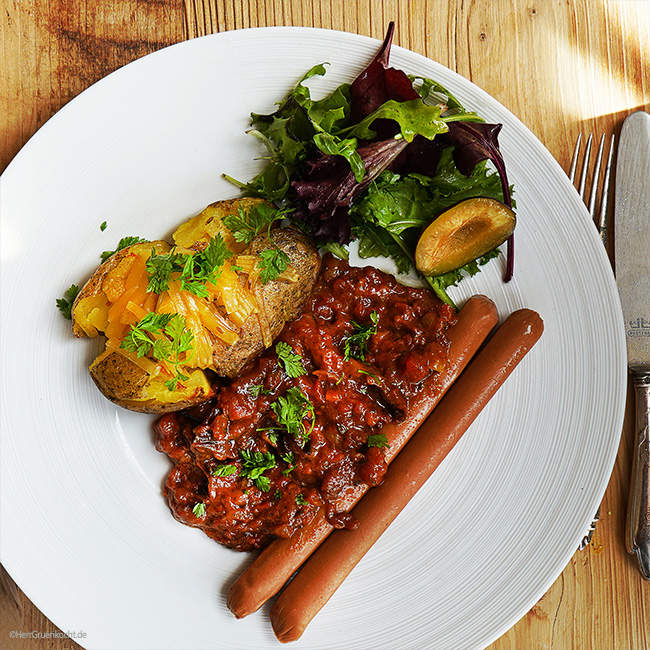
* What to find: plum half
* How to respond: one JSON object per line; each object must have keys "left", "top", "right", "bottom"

{"left": 415, "top": 197, "right": 516, "bottom": 276}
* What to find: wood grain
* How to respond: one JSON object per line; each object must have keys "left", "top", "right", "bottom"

{"left": 1, "top": 1, "right": 649, "bottom": 649}
{"left": 0, "top": 0, "right": 182, "bottom": 173}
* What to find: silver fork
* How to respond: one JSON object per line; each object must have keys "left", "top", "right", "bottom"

{"left": 569, "top": 133, "right": 617, "bottom": 244}
{"left": 569, "top": 132, "right": 617, "bottom": 550}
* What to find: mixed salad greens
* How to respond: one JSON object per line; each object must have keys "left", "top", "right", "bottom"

{"left": 225, "top": 22, "right": 514, "bottom": 307}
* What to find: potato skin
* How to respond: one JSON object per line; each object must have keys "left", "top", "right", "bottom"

{"left": 91, "top": 350, "right": 150, "bottom": 400}
{"left": 210, "top": 226, "right": 321, "bottom": 378}
{"left": 89, "top": 350, "right": 216, "bottom": 414}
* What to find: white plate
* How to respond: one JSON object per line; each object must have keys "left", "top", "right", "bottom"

{"left": 0, "top": 27, "right": 626, "bottom": 650}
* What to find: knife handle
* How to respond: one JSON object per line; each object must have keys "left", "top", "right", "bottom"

{"left": 627, "top": 372, "right": 650, "bottom": 580}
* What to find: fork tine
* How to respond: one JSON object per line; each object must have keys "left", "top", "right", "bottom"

{"left": 569, "top": 133, "right": 582, "bottom": 183}
{"left": 597, "top": 134, "right": 616, "bottom": 245}
{"left": 587, "top": 134, "right": 606, "bottom": 219}
{"left": 578, "top": 133, "right": 593, "bottom": 200}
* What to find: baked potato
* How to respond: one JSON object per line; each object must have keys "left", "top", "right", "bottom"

{"left": 72, "top": 199, "right": 320, "bottom": 413}
{"left": 172, "top": 197, "right": 264, "bottom": 255}
{"left": 211, "top": 226, "right": 321, "bottom": 377}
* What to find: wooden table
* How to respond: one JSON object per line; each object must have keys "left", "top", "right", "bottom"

{"left": 1, "top": 1, "right": 649, "bottom": 648}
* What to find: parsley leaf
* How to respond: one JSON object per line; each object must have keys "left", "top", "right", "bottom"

{"left": 146, "top": 248, "right": 183, "bottom": 293}
{"left": 56, "top": 284, "right": 80, "bottom": 320}
{"left": 239, "top": 450, "right": 276, "bottom": 492}
{"left": 192, "top": 502, "right": 206, "bottom": 518}
{"left": 222, "top": 203, "right": 293, "bottom": 284}
{"left": 100, "top": 221, "right": 107, "bottom": 231}
{"left": 367, "top": 433, "right": 389, "bottom": 448}
{"left": 223, "top": 203, "right": 291, "bottom": 246}
{"left": 275, "top": 342, "right": 306, "bottom": 378}
{"left": 281, "top": 452, "right": 295, "bottom": 476}
{"left": 101, "top": 236, "right": 148, "bottom": 263}
{"left": 162, "top": 315, "right": 195, "bottom": 391}
{"left": 121, "top": 312, "right": 172, "bottom": 357}
{"left": 256, "top": 476, "right": 272, "bottom": 492}
{"left": 343, "top": 311, "right": 379, "bottom": 361}
{"left": 202, "top": 233, "right": 233, "bottom": 267}
{"left": 295, "top": 493, "right": 308, "bottom": 506}
{"left": 121, "top": 312, "right": 194, "bottom": 391}
{"left": 270, "top": 387, "right": 316, "bottom": 446}
{"left": 145, "top": 235, "right": 232, "bottom": 297}
{"left": 258, "top": 247, "right": 291, "bottom": 284}
{"left": 248, "top": 384, "right": 270, "bottom": 398}
{"left": 212, "top": 464, "right": 238, "bottom": 477}
{"left": 145, "top": 249, "right": 184, "bottom": 294}
{"left": 180, "top": 234, "right": 232, "bottom": 296}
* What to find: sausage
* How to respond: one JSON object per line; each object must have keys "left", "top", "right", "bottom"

{"left": 226, "top": 294, "right": 499, "bottom": 618}
{"left": 270, "top": 309, "right": 544, "bottom": 642}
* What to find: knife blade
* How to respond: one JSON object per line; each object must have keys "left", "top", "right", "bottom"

{"left": 615, "top": 110, "right": 650, "bottom": 580}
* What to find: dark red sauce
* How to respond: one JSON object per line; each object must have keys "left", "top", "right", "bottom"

{"left": 154, "top": 255, "right": 456, "bottom": 551}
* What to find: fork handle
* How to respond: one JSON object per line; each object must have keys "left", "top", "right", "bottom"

{"left": 627, "top": 372, "right": 650, "bottom": 580}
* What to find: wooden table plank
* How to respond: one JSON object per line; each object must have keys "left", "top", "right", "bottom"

{"left": 1, "top": 0, "right": 182, "bottom": 173}
{"left": 1, "top": 1, "right": 649, "bottom": 649}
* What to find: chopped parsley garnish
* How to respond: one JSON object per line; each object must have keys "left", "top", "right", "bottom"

{"left": 223, "top": 203, "right": 293, "bottom": 284}
{"left": 274, "top": 489, "right": 282, "bottom": 500}
{"left": 120, "top": 312, "right": 194, "bottom": 391}
{"left": 295, "top": 493, "right": 308, "bottom": 506}
{"left": 280, "top": 452, "right": 296, "bottom": 476}
{"left": 357, "top": 368, "right": 382, "bottom": 383}
{"left": 258, "top": 247, "right": 291, "bottom": 284}
{"left": 248, "top": 384, "right": 271, "bottom": 398}
{"left": 192, "top": 502, "right": 206, "bottom": 518}
{"left": 275, "top": 342, "right": 307, "bottom": 378}
{"left": 269, "top": 387, "right": 316, "bottom": 447}
{"left": 145, "top": 235, "right": 232, "bottom": 296}
{"left": 239, "top": 449, "right": 277, "bottom": 492}
{"left": 100, "top": 236, "right": 148, "bottom": 263}
{"left": 266, "top": 430, "right": 279, "bottom": 445}
{"left": 100, "top": 221, "right": 107, "bottom": 231}
{"left": 256, "top": 477, "right": 271, "bottom": 492}
{"left": 222, "top": 202, "right": 292, "bottom": 246}
{"left": 181, "top": 235, "right": 233, "bottom": 297}
{"left": 343, "top": 311, "right": 379, "bottom": 361}
{"left": 367, "top": 433, "right": 389, "bottom": 448}
{"left": 56, "top": 284, "right": 80, "bottom": 320}
{"left": 146, "top": 248, "right": 183, "bottom": 294}
{"left": 212, "top": 464, "right": 238, "bottom": 477}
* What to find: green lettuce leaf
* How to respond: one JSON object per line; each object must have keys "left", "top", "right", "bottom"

{"left": 350, "top": 171, "right": 435, "bottom": 235}
{"left": 347, "top": 99, "right": 447, "bottom": 142}
{"left": 313, "top": 133, "right": 365, "bottom": 182}
{"left": 352, "top": 218, "right": 414, "bottom": 275}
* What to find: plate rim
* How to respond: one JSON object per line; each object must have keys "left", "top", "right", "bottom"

{"left": 0, "top": 25, "right": 627, "bottom": 650}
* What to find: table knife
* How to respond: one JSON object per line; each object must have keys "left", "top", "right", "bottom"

{"left": 615, "top": 110, "right": 650, "bottom": 580}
